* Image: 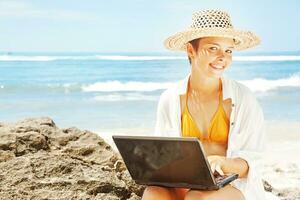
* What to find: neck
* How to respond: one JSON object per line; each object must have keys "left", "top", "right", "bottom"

{"left": 189, "top": 72, "right": 220, "bottom": 94}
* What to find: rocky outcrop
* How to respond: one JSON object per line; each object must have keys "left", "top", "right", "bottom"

{"left": 1, "top": 117, "right": 291, "bottom": 200}
{"left": 0, "top": 117, "right": 144, "bottom": 200}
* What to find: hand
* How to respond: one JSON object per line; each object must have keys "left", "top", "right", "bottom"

{"left": 207, "top": 155, "right": 227, "bottom": 175}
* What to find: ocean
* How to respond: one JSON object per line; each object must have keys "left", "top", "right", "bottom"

{"left": 1, "top": 51, "right": 300, "bottom": 136}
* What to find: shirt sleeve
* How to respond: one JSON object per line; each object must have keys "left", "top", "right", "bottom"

{"left": 228, "top": 86, "right": 266, "bottom": 198}
{"left": 154, "top": 91, "right": 169, "bottom": 136}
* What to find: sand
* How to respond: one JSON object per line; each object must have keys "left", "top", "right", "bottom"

{"left": 0, "top": 118, "right": 299, "bottom": 199}
{"left": 262, "top": 121, "right": 300, "bottom": 199}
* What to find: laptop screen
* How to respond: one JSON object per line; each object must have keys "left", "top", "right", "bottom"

{"left": 113, "top": 136, "right": 215, "bottom": 186}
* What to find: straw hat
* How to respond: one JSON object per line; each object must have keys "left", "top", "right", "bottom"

{"left": 164, "top": 9, "right": 260, "bottom": 51}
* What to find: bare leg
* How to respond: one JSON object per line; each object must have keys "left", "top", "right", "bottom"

{"left": 174, "top": 188, "right": 190, "bottom": 200}
{"left": 142, "top": 186, "right": 190, "bottom": 200}
{"left": 142, "top": 186, "right": 175, "bottom": 200}
{"left": 184, "top": 185, "right": 245, "bottom": 200}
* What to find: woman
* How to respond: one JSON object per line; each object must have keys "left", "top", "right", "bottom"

{"left": 142, "top": 10, "right": 267, "bottom": 200}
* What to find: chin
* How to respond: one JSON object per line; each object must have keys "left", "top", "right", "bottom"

{"left": 211, "top": 74, "right": 223, "bottom": 79}
{"left": 207, "top": 65, "right": 226, "bottom": 77}
{"left": 208, "top": 70, "right": 224, "bottom": 79}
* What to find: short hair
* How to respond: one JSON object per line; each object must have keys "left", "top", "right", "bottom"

{"left": 188, "top": 38, "right": 201, "bottom": 64}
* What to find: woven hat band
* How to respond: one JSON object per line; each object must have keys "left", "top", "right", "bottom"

{"left": 164, "top": 9, "right": 261, "bottom": 51}
{"left": 191, "top": 10, "right": 233, "bottom": 29}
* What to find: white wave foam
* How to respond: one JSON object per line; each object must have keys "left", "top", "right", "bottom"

{"left": 98, "top": 55, "right": 300, "bottom": 62}
{"left": 233, "top": 55, "right": 300, "bottom": 62}
{"left": 0, "top": 55, "right": 186, "bottom": 61}
{"left": 2, "top": 54, "right": 300, "bottom": 62}
{"left": 82, "top": 81, "right": 174, "bottom": 92}
{"left": 83, "top": 76, "right": 300, "bottom": 93}
{"left": 0, "top": 55, "right": 100, "bottom": 61}
{"left": 93, "top": 93, "right": 158, "bottom": 101}
{"left": 240, "top": 75, "right": 300, "bottom": 92}
{"left": 53, "top": 83, "right": 81, "bottom": 93}
{"left": 94, "top": 55, "right": 186, "bottom": 60}
{"left": 0, "top": 55, "right": 57, "bottom": 61}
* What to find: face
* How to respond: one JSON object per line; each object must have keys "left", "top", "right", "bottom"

{"left": 187, "top": 37, "right": 234, "bottom": 78}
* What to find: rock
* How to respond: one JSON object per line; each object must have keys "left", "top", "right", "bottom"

{"left": 2, "top": 117, "right": 289, "bottom": 199}
{"left": 263, "top": 179, "right": 273, "bottom": 192}
{"left": 0, "top": 150, "right": 15, "bottom": 162}
{"left": 0, "top": 117, "right": 144, "bottom": 200}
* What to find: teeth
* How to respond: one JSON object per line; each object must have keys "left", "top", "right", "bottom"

{"left": 211, "top": 64, "right": 224, "bottom": 69}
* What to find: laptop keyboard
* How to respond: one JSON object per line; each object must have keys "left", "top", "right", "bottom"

{"left": 213, "top": 172, "right": 229, "bottom": 183}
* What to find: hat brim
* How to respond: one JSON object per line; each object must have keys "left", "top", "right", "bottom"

{"left": 164, "top": 28, "right": 260, "bottom": 51}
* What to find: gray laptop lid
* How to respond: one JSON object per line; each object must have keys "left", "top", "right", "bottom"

{"left": 112, "top": 136, "right": 216, "bottom": 187}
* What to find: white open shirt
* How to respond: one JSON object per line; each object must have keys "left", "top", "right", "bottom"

{"left": 154, "top": 75, "right": 268, "bottom": 200}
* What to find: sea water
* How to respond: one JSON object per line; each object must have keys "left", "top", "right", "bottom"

{"left": 0, "top": 51, "right": 299, "bottom": 135}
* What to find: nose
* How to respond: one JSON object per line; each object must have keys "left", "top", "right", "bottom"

{"left": 218, "top": 57, "right": 224, "bottom": 62}
{"left": 217, "top": 50, "right": 225, "bottom": 61}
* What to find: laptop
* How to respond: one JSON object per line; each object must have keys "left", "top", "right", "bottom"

{"left": 112, "top": 135, "right": 238, "bottom": 190}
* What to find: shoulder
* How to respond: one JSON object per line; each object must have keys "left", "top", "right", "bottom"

{"left": 158, "top": 79, "right": 183, "bottom": 104}
{"left": 226, "top": 79, "right": 263, "bottom": 117}
{"left": 227, "top": 78, "right": 258, "bottom": 104}
{"left": 157, "top": 79, "right": 184, "bottom": 114}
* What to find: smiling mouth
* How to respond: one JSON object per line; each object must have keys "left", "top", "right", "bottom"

{"left": 210, "top": 64, "right": 225, "bottom": 70}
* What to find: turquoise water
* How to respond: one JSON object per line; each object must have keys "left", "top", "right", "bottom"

{"left": 0, "top": 52, "right": 300, "bottom": 133}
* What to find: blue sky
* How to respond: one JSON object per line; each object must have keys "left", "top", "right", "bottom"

{"left": 1, "top": 0, "right": 300, "bottom": 53}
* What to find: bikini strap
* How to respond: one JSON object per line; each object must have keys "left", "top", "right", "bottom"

{"left": 218, "top": 78, "right": 223, "bottom": 105}
{"left": 185, "top": 77, "right": 190, "bottom": 108}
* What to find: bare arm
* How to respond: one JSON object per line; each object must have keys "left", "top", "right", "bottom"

{"left": 223, "top": 157, "right": 249, "bottom": 178}
{"left": 207, "top": 155, "right": 249, "bottom": 178}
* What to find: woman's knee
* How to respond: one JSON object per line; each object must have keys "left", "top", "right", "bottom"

{"left": 184, "top": 187, "right": 245, "bottom": 200}
{"left": 142, "top": 186, "right": 174, "bottom": 200}
{"left": 184, "top": 190, "right": 206, "bottom": 200}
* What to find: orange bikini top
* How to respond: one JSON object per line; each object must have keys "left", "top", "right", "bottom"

{"left": 181, "top": 78, "right": 229, "bottom": 144}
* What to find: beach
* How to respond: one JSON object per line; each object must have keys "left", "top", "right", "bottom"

{"left": 0, "top": 117, "right": 299, "bottom": 200}
{"left": 0, "top": 52, "right": 300, "bottom": 199}
{"left": 262, "top": 122, "right": 300, "bottom": 199}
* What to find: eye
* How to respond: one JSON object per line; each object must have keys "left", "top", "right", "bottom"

{"left": 209, "top": 46, "right": 218, "bottom": 51}
{"left": 225, "top": 49, "right": 233, "bottom": 54}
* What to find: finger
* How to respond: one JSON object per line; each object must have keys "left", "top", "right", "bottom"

{"left": 207, "top": 156, "right": 212, "bottom": 164}
{"left": 215, "top": 165, "right": 224, "bottom": 176}
{"left": 210, "top": 162, "right": 216, "bottom": 173}
{"left": 207, "top": 156, "right": 216, "bottom": 164}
